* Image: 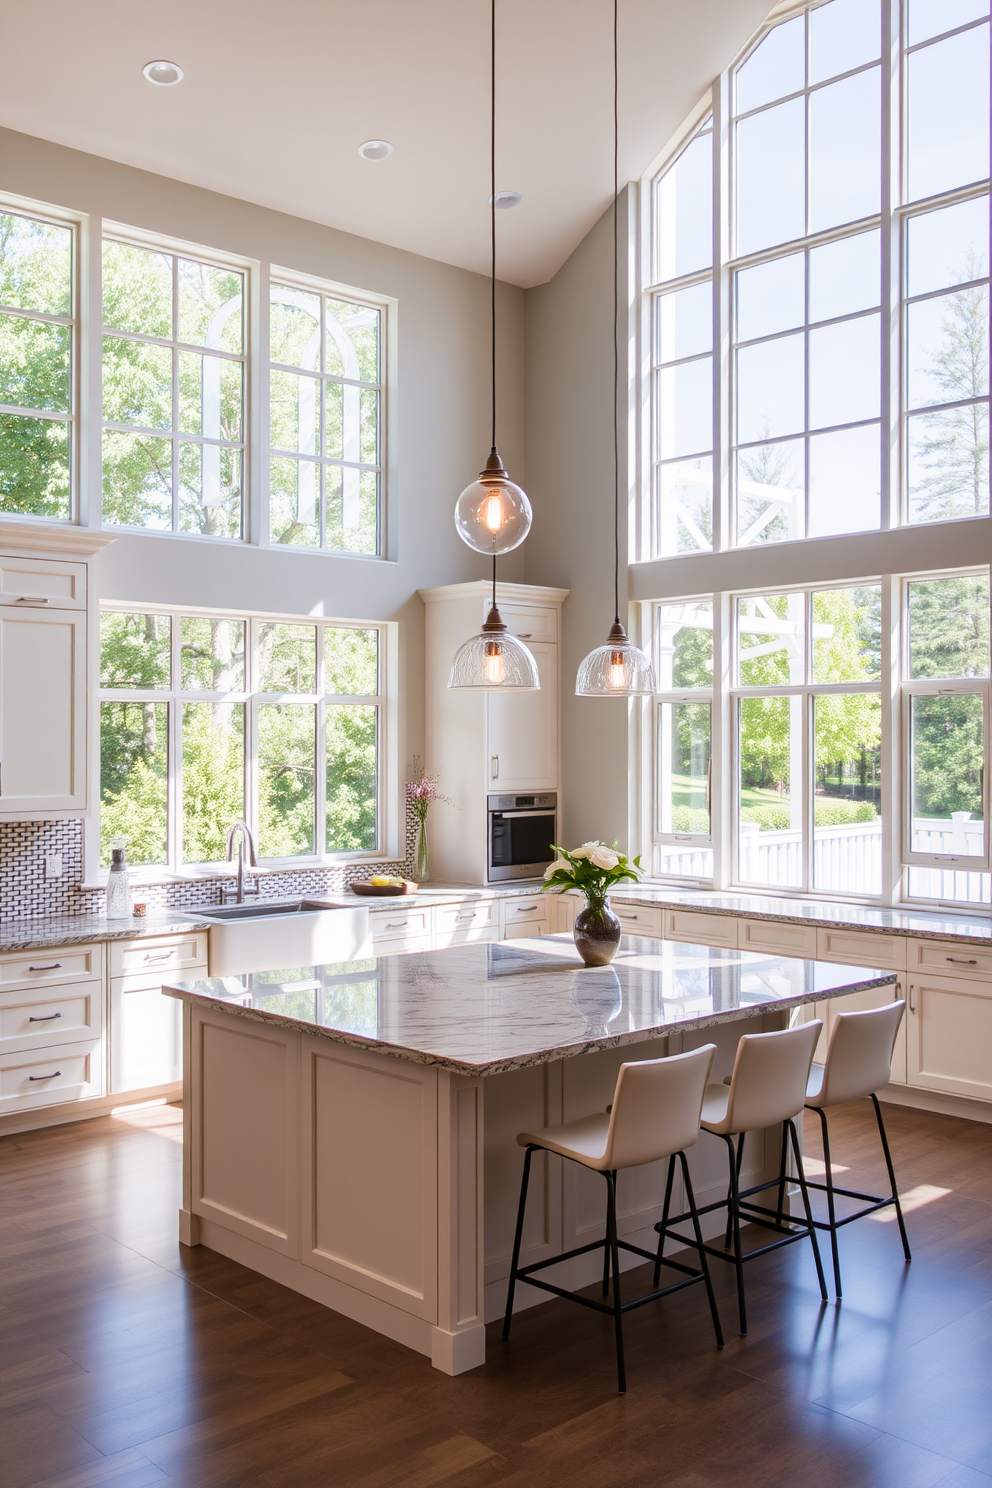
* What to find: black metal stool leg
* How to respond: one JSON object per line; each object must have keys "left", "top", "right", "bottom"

{"left": 786, "top": 1119, "right": 829, "bottom": 1302}
{"left": 653, "top": 1153, "right": 678, "bottom": 1288}
{"left": 725, "top": 1130, "right": 745, "bottom": 1248}
{"left": 814, "top": 1106, "right": 843, "bottom": 1298}
{"left": 605, "top": 1171, "right": 626, "bottom": 1394}
{"left": 871, "top": 1093, "right": 912, "bottom": 1262}
{"left": 723, "top": 1134, "right": 748, "bottom": 1336}
{"left": 775, "top": 1120, "right": 790, "bottom": 1225}
{"left": 680, "top": 1152, "right": 724, "bottom": 1348}
{"left": 502, "top": 1145, "right": 534, "bottom": 1339}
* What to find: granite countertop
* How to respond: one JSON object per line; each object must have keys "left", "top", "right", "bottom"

{"left": 162, "top": 933, "right": 896, "bottom": 1077}
{"left": 0, "top": 884, "right": 542, "bottom": 954}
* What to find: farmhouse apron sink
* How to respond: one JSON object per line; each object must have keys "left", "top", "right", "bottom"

{"left": 189, "top": 899, "right": 371, "bottom": 976}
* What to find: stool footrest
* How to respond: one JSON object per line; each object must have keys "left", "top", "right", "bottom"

{"left": 513, "top": 1235, "right": 713, "bottom": 1318}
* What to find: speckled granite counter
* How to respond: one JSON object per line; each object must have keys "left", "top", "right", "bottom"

{"left": 163, "top": 933, "right": 895, "bottom": 1077}
{"left": 0, "top": 885, "right": 542, "bottom": 955}
{"left": 604, "top": 887, "right": 992, "bottom": 944}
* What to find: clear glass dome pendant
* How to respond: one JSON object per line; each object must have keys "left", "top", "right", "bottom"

{"left": 576, "top": 619, "right": 656, "bottom": 697}
{"left": 454, "top": 447, "right": 532, "bottom": 555}
{"left": 449, "top": 602, "right": 540, "bottom": 690}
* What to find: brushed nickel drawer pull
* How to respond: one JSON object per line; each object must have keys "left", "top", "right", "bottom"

{"left": 13, "top": 595, "right": 51, "bottom": 605}
{"left": 29, "top": 1012, "right": 61, "bottom": 1022}
{"left": 28, "top": 963, "right": 63, "bottom": 972}
{"left": 946, "top": 956, "right": 979, "bottom": 965}
{"left": 386, "top": 920, "right": 409, "bottom": 928}
{"left": 29, "top": 1070, "right": 61, "bottom": 1080}
{"left": 143, "top": 951, "right": 173, "bottom": 962}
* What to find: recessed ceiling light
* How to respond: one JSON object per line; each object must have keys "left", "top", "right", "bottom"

{"left": 358, "top": 140, "right": 394, "bottom": 161}
{"left": 490, "top": 190, "right": 522, "bottom": 209}
{"left": 142, "top": 60, "right": 184, "bottom": 86}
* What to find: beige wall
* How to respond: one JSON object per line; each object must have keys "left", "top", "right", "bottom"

{"left": 523, "top": 193, "right": 633, "bottom": 854}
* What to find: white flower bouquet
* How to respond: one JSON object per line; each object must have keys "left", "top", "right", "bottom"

{"left": 540, "top": 840, "right": 642, "bottom": 908}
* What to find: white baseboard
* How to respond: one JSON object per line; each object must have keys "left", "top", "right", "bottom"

{"left": 0, "top": 1082, "right": 182, "bottom": 1137}
{"left": 879, "top": 1082, "right": 992, "bottom": 1126}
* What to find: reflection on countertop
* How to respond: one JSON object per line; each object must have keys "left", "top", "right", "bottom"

{"left": 163, "top": 933, "right": 896, "bottom": 1077}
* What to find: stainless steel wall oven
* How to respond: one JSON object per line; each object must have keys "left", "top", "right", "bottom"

{"left": 488, "top": 793, "right": 557, "bottom": 882}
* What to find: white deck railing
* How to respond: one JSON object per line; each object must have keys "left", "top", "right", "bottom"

{"left": 656, "top": 812, "right": 989, "bottom": 903}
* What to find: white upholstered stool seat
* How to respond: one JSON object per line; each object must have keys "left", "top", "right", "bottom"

{"left": 658, "top": 1020, "right": 828, "bottom": 1337}
{"left": 504, "top": 1044, "right": 723, "bottom": 1394}
{"left": 798, "top": 1001, "right": 911, "bottom": 1297}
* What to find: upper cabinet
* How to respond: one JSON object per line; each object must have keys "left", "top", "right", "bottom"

{"left": 420, "top": 581, "right": 568, "bottom": 884}
{"left": 0, "top": 526, "right": 115, "bottom": 821}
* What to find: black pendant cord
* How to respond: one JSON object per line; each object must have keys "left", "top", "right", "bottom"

{"left": 492, "top": 552, "right": 497, "bottom": 613}
{"left": 612, "top": 0, "right": 620, "bottom": 630}
{"left": 491, "top": 0, "right": 497, "bottom": 453}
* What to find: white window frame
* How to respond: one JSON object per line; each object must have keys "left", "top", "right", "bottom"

{"left": 99, "top": 223, "right": 253, "bottom": 542}
{"left": 91, "top": 603, "right": 399, "bottom": 881}
{"left": 265, "top": 263, "right": 395, "bottom": 560}
{"left": 0, "top": 192, "right": 82, "bottom": 527}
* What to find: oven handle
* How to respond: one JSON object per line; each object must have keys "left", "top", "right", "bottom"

{"left": 492, "top": 809, "right": 556, "bottom": 819}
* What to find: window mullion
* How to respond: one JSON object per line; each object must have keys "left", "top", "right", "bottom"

{"left": 714, "top": 70, "right": 732, "bottom": 553}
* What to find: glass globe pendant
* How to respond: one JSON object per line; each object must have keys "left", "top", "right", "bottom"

{"left": 575, "top": 0, "right": 656, "bottom": 700}
{"left": 454, "top": 448, "right": 532, "bottom": 555}
{"left": 576, "top": 620, "right": 656, "bottom": 696}
{"left": 449, "top": 598, "right": 540, "bottom": 690}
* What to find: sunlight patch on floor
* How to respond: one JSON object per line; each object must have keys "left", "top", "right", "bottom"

{"left": 869, "top": 1183, "right": 950, "bottom": 1221}
{"left": 110, "top": 1100, "right": 183, "bottom": 1143}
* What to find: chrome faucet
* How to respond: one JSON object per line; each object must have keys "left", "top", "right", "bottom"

{"left": 225, "top": 820, "right": 260, "bottom": 904}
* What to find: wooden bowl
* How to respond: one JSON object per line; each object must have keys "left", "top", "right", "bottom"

{"left": 349, "top": 881, "right": 419, "bottom": 897}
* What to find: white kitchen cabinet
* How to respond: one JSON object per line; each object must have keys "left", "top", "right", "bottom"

{"left": 111, "top": 934, "right": 208, "bottom": 1094}
{"left": 486, "top": 642, "right": 557, "bottom": 792}
{"left": 0, "top": 606, "right": 86, "bottom": 814}
{"left": 0, "top": 525, "right": 114, "bottom": 821}
{"left": 420, "top": 581, "right": 568, "bottom": 884}
{"left": 905, "top": 972, "right": 992, "bottom": 1102}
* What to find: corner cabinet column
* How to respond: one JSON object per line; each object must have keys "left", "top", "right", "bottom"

{"left": 419, "top": 581, "right": 569, "bottom": 885}
{"left": 0, "top": 524, "right": 115, "bottom": 820}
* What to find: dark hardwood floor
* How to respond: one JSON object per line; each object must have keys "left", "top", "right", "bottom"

{"left": 2, "top": 1097, "right": 992, "bottom": 1487}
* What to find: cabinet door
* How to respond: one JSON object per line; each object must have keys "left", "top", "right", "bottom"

{"left": 111, "top": 979, "right": 183, "bottom": 1092}
{"left": 906, "top": 973, "right": 992, "bottom": 1101}
{"left": 0, "top": 607, "right": 86, "bottom": 814}
{"left": 485, "top": 641, "right": 557, "bottom": 792}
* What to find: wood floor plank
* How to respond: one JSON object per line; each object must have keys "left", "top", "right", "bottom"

{"left": 2, "top": 1099, "right": 992, "bottom": 1486}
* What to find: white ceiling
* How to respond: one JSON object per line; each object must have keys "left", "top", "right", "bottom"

{"left": 0, "top": 0, "right": 772, "bottom": 288}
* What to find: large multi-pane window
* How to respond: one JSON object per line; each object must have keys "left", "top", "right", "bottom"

{"left": 646, "top": 0, "right": 990, "bottom": 556}
{"left": 651, "top": 572, "right": 989, "bottom": 906}
{"left": 0, "top": 208, "right": 74, "bottom": 521}
{"left": 269, "top": 279, "right": 381, "bottom": 554}
{"left": 99, "top": 609, "right": 385, "bottom": 869}
{"left": 102, "top": 238, "right": 246, "bottom": 539}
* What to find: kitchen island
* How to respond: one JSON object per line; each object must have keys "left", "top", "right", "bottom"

{"left": 164, "top": 934, "right": 897, "bottom": 1374}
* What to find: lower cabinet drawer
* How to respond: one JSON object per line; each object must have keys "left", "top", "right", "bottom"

{"left": 613, "top": 904, "right": 663, "bottom": 939}
{"left": 0, "top": 981, "right": 103, "bottom": 1055}
{"left": 738, "top": 918, "right": 818, "bottom": 959}
{"left": 502, "top": 897, "right": 548, "bottom": 932}
{"left": 369, "top": 907, "right": 433, "bottom": 942}
{"left": 0, "top": 1040, "right": 103, "bottom": 1113}
{"left": 664, "top": 909, "right": 737, "bottom": 949}
{"left": 110, "top": 979, "right": 184, "bottom": 1093}
{"left": 910, "top": 939, "right": 992, "bottom": 981}
{"left": 110, "top": 933, "right": 209, "bottom": 981}
{"left": 371, "top": 934, "right": 434, "bottom": 958}
{"left": 502, "top": 919, "right": 546, "bottom": 941}
{"left": 817, "top": 927, "right": 907, "bottom": 970}
{"left": 0, "top": 943, "right": 104, "bottom": 993}
{"left": 435, "top": 900, "right": 498, "bottom": 935}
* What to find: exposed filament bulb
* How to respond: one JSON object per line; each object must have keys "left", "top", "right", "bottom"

{"left": 484, "top": 639, "right": 505, "bottom": 685}
{"left": 484, "top": 492, "right": 505, "bottom": 532}
{"left": 608, "top": 649, "right": 626, "bottom": 690}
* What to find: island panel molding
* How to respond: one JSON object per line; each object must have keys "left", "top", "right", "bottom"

{"left": 166, "top": 934, "right": 897, "bottom": 1374}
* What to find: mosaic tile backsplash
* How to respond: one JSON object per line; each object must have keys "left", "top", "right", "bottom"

{"left": 1, "top": 815, "right": 418, "bottom": 919}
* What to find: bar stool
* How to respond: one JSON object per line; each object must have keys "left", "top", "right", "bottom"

{"left": 800, "top": 1000, "right": 911, "bottom": 1298}
{"left": 657, "top": 1021, "right": 828, "bottom": 1337}
{"left": 502, "top": 1044, "right": 723, "bottom": 1394}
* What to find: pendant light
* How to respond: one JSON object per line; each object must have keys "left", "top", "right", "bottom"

{"left": 575, "top": 0, "right": 656, "bottom": 698}
{"left": 453, "top": 0, "right": 532, "bottom": 559}
{"left": 449, "top": 0, "right": 539, "bottom": 692}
